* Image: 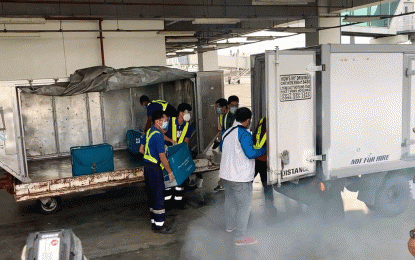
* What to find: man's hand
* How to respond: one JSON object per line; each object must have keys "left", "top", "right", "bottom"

{"left": 168, "top": 171, "right": 175, "bottom": 182}
{"left": 171, "top": 140, "right": 178, "bottom": 145}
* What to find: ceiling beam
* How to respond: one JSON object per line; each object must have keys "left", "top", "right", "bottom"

{"left": 0, "top": 1, "right": 326, "bottom": 20}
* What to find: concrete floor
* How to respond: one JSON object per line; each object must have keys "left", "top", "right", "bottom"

{"left": 1, "top": 166, "right": 415, "bottom": 260}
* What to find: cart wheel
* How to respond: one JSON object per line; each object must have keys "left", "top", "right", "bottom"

{"left": 38, "top": 197, "right": 61, "bottom": 214}
{"left": 183, "top": 174, "right": 200, "bottom": 191}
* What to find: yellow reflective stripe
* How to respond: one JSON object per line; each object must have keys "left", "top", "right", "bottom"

{"left": 172, "top": 117, "right": 189, "bottom": 144}
{"left": 143, "top": 129, "right": 165, "bottom": 170}
{"left": 254, "top": 118, "right": 266, "bottom": 149}
{"left": 259, "top": 133, "right": 267, "bottom": 148}
{"left": 224, "top": 114, "right": 228, "bottom": 129}
{"left": 179, "top": 122, "right": 189, "bottom": 144}
{"left": 172, "top": 117, "right": 177, "bottom": 142}
{"left": 219, "top": 114, "right": 223, "bottom": 127}
{"left": 152, "top": 100, "right": 169, "bottom": 111}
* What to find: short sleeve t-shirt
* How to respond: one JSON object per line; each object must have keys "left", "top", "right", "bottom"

{"left": 147, "top": 102, "right": 177, "bottom": 118}
{"left": 165, "top": 118, "right": 194, "bottom": 146}
{"left": 140, "top": 127, "right": 166, "bottom": 163}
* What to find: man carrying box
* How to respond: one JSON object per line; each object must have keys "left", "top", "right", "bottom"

{"left": 140, "top": 110, "right": 175, "bottom": 234}
{"left": 164, "top": 103, "right": 194, "bottom": 209}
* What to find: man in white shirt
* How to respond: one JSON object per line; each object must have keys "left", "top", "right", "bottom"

{"left": 219, "top": 107, "right": 266, "bottom": 246}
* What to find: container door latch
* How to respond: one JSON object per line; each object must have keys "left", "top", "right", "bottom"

{"left": 307, "top": 154, "right": 326, "bottom": 162}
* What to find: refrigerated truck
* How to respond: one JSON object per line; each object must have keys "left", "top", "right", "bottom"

{"left": 0, "top": 68, "right": 223, "bottom": 214}
{"left": 251, "top": 44, "right": 415, "bottom": 217}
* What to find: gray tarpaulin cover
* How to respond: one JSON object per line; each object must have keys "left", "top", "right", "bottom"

{"left": 21, "top": 66, "right": 196, "bottom": 96}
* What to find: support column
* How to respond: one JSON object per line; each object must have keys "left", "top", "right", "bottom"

{"left": 305, "top": 0, "right": 341, "bottom": 47}
{"left": 197, "top": 50, "right": 219, "bottom": 71}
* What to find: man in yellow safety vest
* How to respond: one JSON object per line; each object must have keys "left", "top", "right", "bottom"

{"left": 253, "top": 117, "right": 273, "bottom": 205}
{"left": 165, "top": 103, "right": 193, "bottom": 146}
{"left": 213, "top": 97, "right": 238, "bottom": 192}
{"left": 164, "top": 103, "right": 194, "bottom": 209}
{"left": 139, "top": 110, "right": 175, "bottom": 234}
{"left": 140, "top": 95, "right": 177, "bottom": 133}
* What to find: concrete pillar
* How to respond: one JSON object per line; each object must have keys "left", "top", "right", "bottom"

{"left": 197, "top": 50, "right": 219, "bottom": 71}
{"left": 305, "top": 0, "right": 341, "bottom": 47}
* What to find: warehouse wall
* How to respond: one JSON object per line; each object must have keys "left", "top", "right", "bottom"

{"left": 0, "top": 20, "right": 166, "bottom": 80}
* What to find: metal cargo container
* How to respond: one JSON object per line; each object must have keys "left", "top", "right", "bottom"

{"left": 251, "top": 44, "right": 415, "bottom": 218}
{"left": 0, "top": 66, "right": 223, "bottom": 213}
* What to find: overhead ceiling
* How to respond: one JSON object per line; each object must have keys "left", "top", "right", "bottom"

{"left": 0, "top": 0, "right": 388, "bottom": 55}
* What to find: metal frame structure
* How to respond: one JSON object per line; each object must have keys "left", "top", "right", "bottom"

{"left": 0, "top": 71, "right": 223, "bottom": 188}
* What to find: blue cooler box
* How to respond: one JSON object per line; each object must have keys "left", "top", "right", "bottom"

{"left": 163, "top": 143, "right": 196, "bottom": 188}
{"left": 126, "top": 129, "right": 143, "bottom": 155}
{"left": 71, "top": 143, "right": 114, "bottom": 176}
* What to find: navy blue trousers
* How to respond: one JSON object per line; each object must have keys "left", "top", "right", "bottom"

{"left": 144, "top": 162, "right": 166, "bottom": 228}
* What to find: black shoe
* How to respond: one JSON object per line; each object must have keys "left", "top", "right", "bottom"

{"left": 212, "top": 139, "right": 220, "bottom": 149}
{"left": 154, "top": 225, "right": 176, "bottom": 234}
{"left": 214, "top": 185, "right": 225, "bottom": 192}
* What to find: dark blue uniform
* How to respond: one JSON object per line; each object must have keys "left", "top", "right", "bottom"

{"left": 164, "top": 117, "right": 194, "bottom": 208}
{"left": 147, "top": 102, "right": 177, "bottom": 118}
{"left": 165, "top": 118, "right": 194, "bottom": 146}
{"left": 141, "top": 127, "right": 167, "bottom": 229}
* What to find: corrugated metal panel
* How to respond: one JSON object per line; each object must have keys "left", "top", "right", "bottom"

{"left": 20, "top": 93, "right": 57, "bottom": 156}
{"left": 55, "top": 95, "right": 89, "bottom": 152}
{"left": 102, "top": 89, "right": 132, "bottom": 148}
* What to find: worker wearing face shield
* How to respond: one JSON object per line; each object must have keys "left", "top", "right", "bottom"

{"left": 164, "top": 103, "right": 194, "bottom": 209}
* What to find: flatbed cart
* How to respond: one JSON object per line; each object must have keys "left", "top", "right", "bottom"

{"left": 13, "top": 157, "right": 218, "bottom": 214}
{"left": 0, "top": 66, "right": 223, "bottom": 213}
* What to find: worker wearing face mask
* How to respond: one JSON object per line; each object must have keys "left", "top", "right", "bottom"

{"left": 219, "top": 107, "right": 266, "bottom": 246}
{"left": 213, "top": 97, "right": 238, "bottom": 192}
{"left": 164, "top": 103, "right": 194, "bottom": 209}
{"left": 140, "top": 110, "right": 175, "bottom": 234}
{"left": 140, "top": 95, "right": 177, "bottom": 133}
{"left": 227, "top": 95, "right": 239, "bottom": 118}
{"left": 212, "top": 98, "right": 229, "bottom": 150}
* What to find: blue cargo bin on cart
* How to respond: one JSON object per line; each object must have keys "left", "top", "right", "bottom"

{"left": 71, "top": 144, "right": 115, "bottom": 176}
{"left": 163, "top": 143, "right": 196, "bottom": 188}
{"left": 126, "top": 130, "right": 143, "bottom": 155}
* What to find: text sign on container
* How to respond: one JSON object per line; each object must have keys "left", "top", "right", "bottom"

{"left": 280, "top": 74, "right": 312, "bottom": 102}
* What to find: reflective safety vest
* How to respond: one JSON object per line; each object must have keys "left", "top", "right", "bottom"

{"left": 151, "top": 100, "right": 169, "bottom": 111}
{"left": 254, "top": 117, "right": 267, "bottom": 149}
{"left": 143, "top": 128, "right": 165, "bottom": 170}
{"left": 219, "top": 114, "right": 229, "bottom": 129}
{"left": 172, "top": 117, "right": 189, "bottom": 144}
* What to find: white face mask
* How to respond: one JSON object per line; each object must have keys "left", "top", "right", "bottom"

{"left": 161, "top": 121, "right": 169, "bottom": 130}
{"left": 230, "top": 107, "right": 237, "bottom": 114}
{"left": 184, "top": 113, "right": 191, "bottom": 122}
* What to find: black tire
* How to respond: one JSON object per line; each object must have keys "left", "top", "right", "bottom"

{"left": 182, "top": 174, "right": 200, "bottom": 191}
{"left": 372, "top": 175, "right": 411, "bottom": 218}
{"left": 38, "top": 197, "right": 61, "bottom": 214}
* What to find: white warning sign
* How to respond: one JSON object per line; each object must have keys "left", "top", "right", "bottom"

{"left": 280, "top": 74, "right": 312, "bottom": 102}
